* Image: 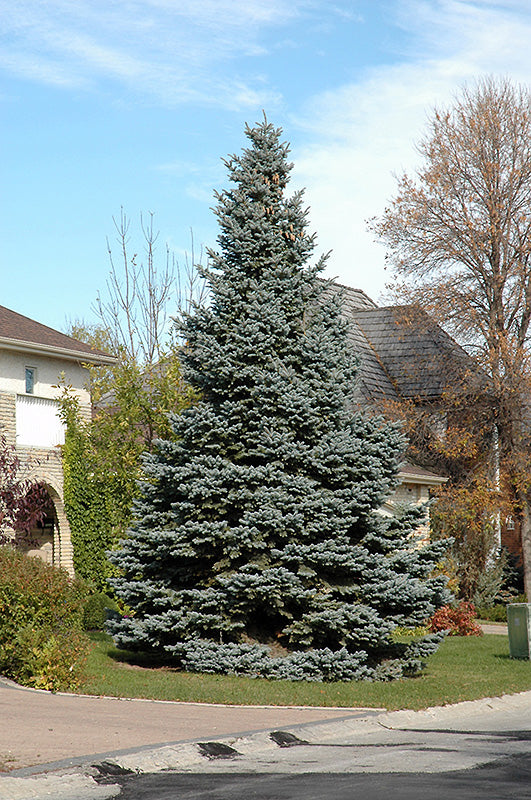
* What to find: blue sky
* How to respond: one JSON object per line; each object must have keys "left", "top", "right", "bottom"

{"left": 2, "top": 0, "right": 531, "bottom": 332}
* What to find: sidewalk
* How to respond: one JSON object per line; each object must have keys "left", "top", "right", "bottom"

{"left": 478, "top": 621, "right": 508, "bottom": 635}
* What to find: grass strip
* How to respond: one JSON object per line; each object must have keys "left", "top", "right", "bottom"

{"left": 82, "top": 633, "right": 531, "bottom": 711}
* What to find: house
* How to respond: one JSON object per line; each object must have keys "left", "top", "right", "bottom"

{"left": 325, "top": 280, "right": 486, "bottom": 405}
{"left": 0, "top": 283, "right": 476, "bottom": 576}
{"left": 323, "top": 281, "right": 482, "bottom": 520}
{"left": 0, "top": 305, "right": 114, "bottom": 573}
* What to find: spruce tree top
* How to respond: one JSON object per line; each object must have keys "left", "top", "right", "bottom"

{"left": 213, "top": 118, "right": 316, "bottom": 274}
{"left": 183, "top": 118, "right": 355, "bottom": 415}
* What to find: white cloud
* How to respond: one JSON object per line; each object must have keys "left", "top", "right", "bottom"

{"left": 0, "top": 51, "right": 90, "bottom": 88}
{"left": 0, "top": 0, "right": 304, "bottom": 108}
{"left": 291, "top": 0, "right": 531, "bottom": 301}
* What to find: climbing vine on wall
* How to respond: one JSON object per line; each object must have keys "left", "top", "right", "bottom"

{"left": 59, "top": 393, "right": 120, "bottom": 591}
{"left": 58, "top": 350, "right": 197, "bottom": 591}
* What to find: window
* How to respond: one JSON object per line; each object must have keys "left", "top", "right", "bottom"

{"left": 25, "top": 367, "right": 35, "bottom": 394}
{"left": 16, "top": 395, "right": 65, "bottom": 447}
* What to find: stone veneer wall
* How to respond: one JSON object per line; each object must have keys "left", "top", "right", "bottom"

{"left": 380, "top": 480, "right": 434, "bottom": 544}
{"left": 0, "top": 390, "right": 78, "bottom": 574}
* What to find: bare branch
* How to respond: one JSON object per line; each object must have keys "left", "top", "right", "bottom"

{"left": 93, "top": 210, "right": 208, "bottom": 365}
{"left": 371, "top": 76, "right": 531, "bottom": 597}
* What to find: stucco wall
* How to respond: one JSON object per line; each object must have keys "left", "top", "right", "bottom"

{"left": 0, "top": 350, "right": 91, "bottom": 407}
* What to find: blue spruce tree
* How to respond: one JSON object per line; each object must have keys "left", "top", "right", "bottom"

{"left": 108, "top": 118, "right": 450, "bottom": 681}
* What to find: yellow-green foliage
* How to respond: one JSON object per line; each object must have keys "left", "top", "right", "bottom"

{"left": 0, "top": 548, "right": 89, "bottom": 691}
{"left": 60, "top": 392, "right": 120, "bottom": 590}
{"left": 59, "top": 346, "right": 197, "bottom": 591}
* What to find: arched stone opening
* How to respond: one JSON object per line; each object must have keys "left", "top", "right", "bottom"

{"left": 18, "top": 476, "right": 74, "bottom": 575}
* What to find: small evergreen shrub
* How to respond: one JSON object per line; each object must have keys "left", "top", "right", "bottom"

{"left": 474, "top": 603, "right": 508, "bottom": 622}
{"left": 0, "top": 547, "right": 89, "bottom": 690}
{"left": 83, "top": 592, "right": 120, "bottom": 631}
{"left": 470, "top": 555, "right": 507, "bottom": 608}
{"left": 428, "top": 601, "right": 482, "bottom": 636}
{"left": 475, "top": 594, "right": 528, "bottom": 622}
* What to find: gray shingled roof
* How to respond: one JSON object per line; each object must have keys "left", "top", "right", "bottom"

{"left": 324, "top": 281, "right": 482, "bottom": 402}
{"left": 0, "top": 305, "right": 114, "bottom": 363}
{"left": 321, "top": 281, "right": 376, "bottom": 313}
{"left": 353, "top": 305, "right": 478, "bottom": 400}
{"left": 320, "top": 281, "right": 398, "bottom": 401}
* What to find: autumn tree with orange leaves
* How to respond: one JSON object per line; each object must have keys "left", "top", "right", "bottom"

{"left": 371, "top": 76, "right": 531, "bottom": 600}
{"left": 372, "top": 382, "right": 506, "bottom": 601}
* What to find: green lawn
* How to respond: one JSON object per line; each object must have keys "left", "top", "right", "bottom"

{"left": 82, "top": 633, "right": 531, "bottom": 711}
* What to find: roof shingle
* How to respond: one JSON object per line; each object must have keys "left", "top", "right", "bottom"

{"left": 0, "top": 305, "right": 113, "bottom": 363}
{"left": 323, "top": 282, "right": 483, "bottom": 402}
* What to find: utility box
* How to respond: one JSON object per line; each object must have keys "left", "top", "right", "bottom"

{"left": 507, "top": 603, "right": 531, "bottom": 659}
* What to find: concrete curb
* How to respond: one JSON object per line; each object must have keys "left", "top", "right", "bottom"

{"left": 0, "top": 676, "right": 383, "bottom": 712}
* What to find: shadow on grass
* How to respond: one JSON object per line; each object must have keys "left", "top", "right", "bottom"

{"left": 107, "top": 647, "right": 178, "bottom": 670}
{"left": 493, "top": 653, "right": 527, "bottom": 662}
{"left": 91, "top": 633, "right": 178, "bottom": 671}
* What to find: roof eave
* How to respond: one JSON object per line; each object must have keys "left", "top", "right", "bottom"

{"left": 397, "top": 469, "right": 448, "bottom": 486}
{"left": 0, "top": 337, "right": 117, "bottom": 365}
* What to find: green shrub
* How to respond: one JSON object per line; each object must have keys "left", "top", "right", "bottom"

{"left": 0, "top": 547, "right": 89, "bottom": 690}
{"left": 392, "top": 625, "right": 430, "bottom": 642}
{"left": 475, "top": 594, "right": 528, "bottom": 622}
{"left": 475, "top": 603, "right": 507, "bottom": 622}
{"left": 83, "top": 592, "right": 120, "bottom": 631}
{"left": 4, "top": 625, "right": 89, "bottom": 691}
{"left": 511, "top": 593, "right": 528, "bottom": 605}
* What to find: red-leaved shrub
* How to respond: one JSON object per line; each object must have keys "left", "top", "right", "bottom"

{"left": 428, "top": 601, "right": 483, "bottom": 637}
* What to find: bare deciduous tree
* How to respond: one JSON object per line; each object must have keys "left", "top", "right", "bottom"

{"left": 96, "top": 208, "right": 207, "bottom": 364}
{"left": 370, "top": 76, "right": 531, "bottom": 598}
{"left": 63, "top": 212, "right": 205, "bottom": 579}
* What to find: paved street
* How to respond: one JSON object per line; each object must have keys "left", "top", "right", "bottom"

{"left": 0, "top": 677, "right": 368, "bottom": 771}
{"left": 110, "top": 755, "right": 531, "bottom": 800}
{"left": 1, "top": 686, "right": 530, "bottom": 799}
